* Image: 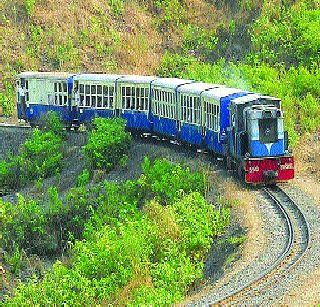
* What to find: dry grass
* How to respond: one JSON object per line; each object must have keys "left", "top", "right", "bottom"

{"left": 292, "top": 132, "right": 320, "bottom": 206}
{"left": 294, "top": 132, "right": 320, "bottom": 181}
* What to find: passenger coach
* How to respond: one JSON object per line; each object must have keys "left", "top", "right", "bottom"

{"left": 73, "top": 74, "right": 123, "bottom": 125}
{"left": 17, "top": 72, "right": 74, "bottom": 125}
{"left": 116, "top": 75, "right": 156, "bottom": 131}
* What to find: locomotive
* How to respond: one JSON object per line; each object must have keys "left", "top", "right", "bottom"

{"left": 16, "top": 71, "right": 294, "bottom": 184}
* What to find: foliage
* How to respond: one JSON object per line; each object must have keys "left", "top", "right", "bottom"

{"left": 37, "top": 110, "right": 67, "bottom": 139}
{"left": 108, "top": 0, "right": 125, "bottom": 16}
{"left": 76, "top": 169, "right": 91, "bottom": 188}
{"left": 0, "top": 113, "right": 64, "bottom": 192}
{"left": 24, "top": 0, "right": 36, "bottom": 15}
{"left": 182, "top": 24, "right": 219, "bottom": 57}
{"left": 6, "top": 192, "right": 230, "bottom": 305}
{"left": 4, "top": 158, "right": 231, "bottom": 305}
{"left": 0, "top": 195, "right": 50, "bottom": 256}
{"left": 83, "top": 118, "right": 132, "bottom": 170}
{"left": 250, "top": 2, "right": 320, "bottom": 68}
{"left": 20, "top": 128, "right": 63, "bottom": 180}
{"left": 139, "top": 157, "right": 208, "bottom": 205}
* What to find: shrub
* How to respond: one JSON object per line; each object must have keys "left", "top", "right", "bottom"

{"left": 20, "top": 128, "right": 63, "bottom": 180}
{"left": 139, "top": 157, "right": 208, "bottom": 205}
{"left": 4, "top": 159, "right": 231, "bottom": 305}
{"left": 250, "top": 2, "right": 320, "bottom": 68}
{"left": 37, "top": 111, "right": 67, "bottom": 139}
{"left": 0, "top": 195, "right": 51, "bottom": 256}
{"left": 83, "top": 118, "right": 132, "bottom": 171}
{"left": 0, "top": 114, "right": 65, "bottom": 192}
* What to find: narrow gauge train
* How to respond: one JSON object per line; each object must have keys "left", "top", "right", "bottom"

{"left": 16, "top": 72, "right": 294, "bottom": 184}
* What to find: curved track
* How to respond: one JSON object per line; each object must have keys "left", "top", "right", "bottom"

{"left": 213, "top": 186, "right": 310, "bottom": 305}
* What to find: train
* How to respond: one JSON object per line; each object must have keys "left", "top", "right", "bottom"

{"left": 16, "top": 71, "right": 295, "bottom": 184}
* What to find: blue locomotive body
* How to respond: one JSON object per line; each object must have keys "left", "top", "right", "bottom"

{"left": 16, "top": 72, "right": 294, "bottom": 184}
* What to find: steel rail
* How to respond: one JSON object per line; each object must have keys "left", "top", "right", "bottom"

{"left": 211, "top": 186, "right": 310, "bottom": 306}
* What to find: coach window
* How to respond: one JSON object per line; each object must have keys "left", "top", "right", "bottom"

{"left": 181, "top": 95, "right": 186, "bottom": 121}
{"left": 160, "top": 90, "right": 165, "bottom": 116}
{"left": 121, "top": 87, "right": 126, "bottom": 109}
{"left": 109, "top": 86, "right": 114, "bottom": 108}
{"left": 194, "top": 97, "right": 201, "bottom": 124}
{"left": 103, "top": 85, "right": 113, "bottom": 109}
{"left": 157, "top": 89, "right": 160, "bottom": 115}
{"left": 24, "top": 80, "right": 29, "bottom": 103}
{"left": 85, "top": 85, "right": 90, "bottom": 107}
{"left": 215, "top": 105, "right": 220, "bottom": 132}
{"left": 79, "top": 84, "right": 84, "bottom": 106}
{"left": 97, "top": 85, "right": 102, "bottom": 108}
{"left": 54, "top": 81, "right": 68, "bottom": 106}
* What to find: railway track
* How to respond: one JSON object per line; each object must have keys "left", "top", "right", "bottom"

{"left": 0, "top": 122, "right": 31, "bottom": 129}
{"left": 212, "top": 186, "right": 310, "bottom": 305}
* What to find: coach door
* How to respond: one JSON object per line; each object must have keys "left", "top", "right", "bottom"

{"left": 19, "top": 78, "right": 27, "bottom": 119}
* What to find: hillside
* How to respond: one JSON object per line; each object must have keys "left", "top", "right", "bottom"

{"left": 1, "top": 0, "right": 319, "bottom": 143}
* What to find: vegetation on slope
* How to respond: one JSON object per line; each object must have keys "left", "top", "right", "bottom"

{"left": 0, "top": 112, "right": 64, "bottom": 194}
{"left": 2, "top": 157, "right": 231, "bottom": 305}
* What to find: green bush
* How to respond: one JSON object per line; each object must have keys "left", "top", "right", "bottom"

{"left": 139, "top": 157, "right": 208, "bottom": 205}
{"left": 250, "top": 2, "right": 320, "bottom": 67}
{"left": 0, "top": 195, "right": 51, "bottom": 256}
{"left": 20, "top": 128, "right": 63, "bottom": 180}
{"left": 0, "top": 113, "right": 65, "bottom": 192}
{"left": 6, "top": 191, "right": 230, "bottom": 305}
{"left": 83, "top": 118, "right": 132, "bottom": 170}
{"left": 4, "top": 157, "right": 231, "bottom": 305}
{"left": 37, "top": 111, "right": 67, "bottom": 139}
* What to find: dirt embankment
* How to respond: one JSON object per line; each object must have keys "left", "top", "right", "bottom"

{"left": 293, "top": 132, "right": 320, "bottom": 205}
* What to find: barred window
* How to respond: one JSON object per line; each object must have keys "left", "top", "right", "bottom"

{"left": 78, "top": 83, "right": 114, "bottom": 109}
{"left": 152, "top": 89, "right": 176, "bottom": 119}
{"left": 205, "top": 100, "right": 220, "bottom": 131}
{"left": 180, "top": 94, "right": 202, "bottom": 125}
{"left": 103, "top": 85, "right": 114, "bottom": 108}
{"left": 54, "top": 81, "right": 68, "bottom": 106}
{"left": 25, "top": 80, "right": 29, "bottom": 103}
{"left": 121, "top": 86, "right": 149, "bottom": 111}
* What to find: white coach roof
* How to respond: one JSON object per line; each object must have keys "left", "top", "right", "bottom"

{"left": 74, "top": 74, "right": 124, "bottom": 82}
{"left": 152, "top": 78, "right": 194, "bottom": 89}
{"left": 202, "top": 87, "right": 247, "bottom": 100}
{"left": 118, "top": 75, "right": 157, "bottom": 84}
{"left": 177, "top": 82, "right": 224, "bottom": 95}
{"left": 18, "top": 71, "right": 72, "bottom": 79}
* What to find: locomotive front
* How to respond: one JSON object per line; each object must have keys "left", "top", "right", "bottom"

{"left": 229, "top": 95, "right": 294, "bottom": 184}
{"left": 244, "top": 98, "right": 294, "bottom": 183}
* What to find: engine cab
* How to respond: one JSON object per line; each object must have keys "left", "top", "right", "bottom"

{"left": 229, "top": 94, "right": 294, "bottom": 184}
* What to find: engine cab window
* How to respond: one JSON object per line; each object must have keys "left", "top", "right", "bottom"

{"left": 259, "top": 118, "right": 278, "bottom": 144}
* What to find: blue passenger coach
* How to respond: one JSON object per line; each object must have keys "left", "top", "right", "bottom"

{"left": 201, "top": 87, "right": 248, "bottom": 154}
{"left": 73, "top": 74, "right": 124, "bottom": 125}
{"left": 177, "top": 83, "right": 223, "bottom": 146}
{"left": 150, "top": 78, "right": 194, "bottom": 138}
{"left": 116, "top": 75, "right": 157, "bottom": 131}
{"left": 17, "top": 72, "right": 75, "bottom": 125}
